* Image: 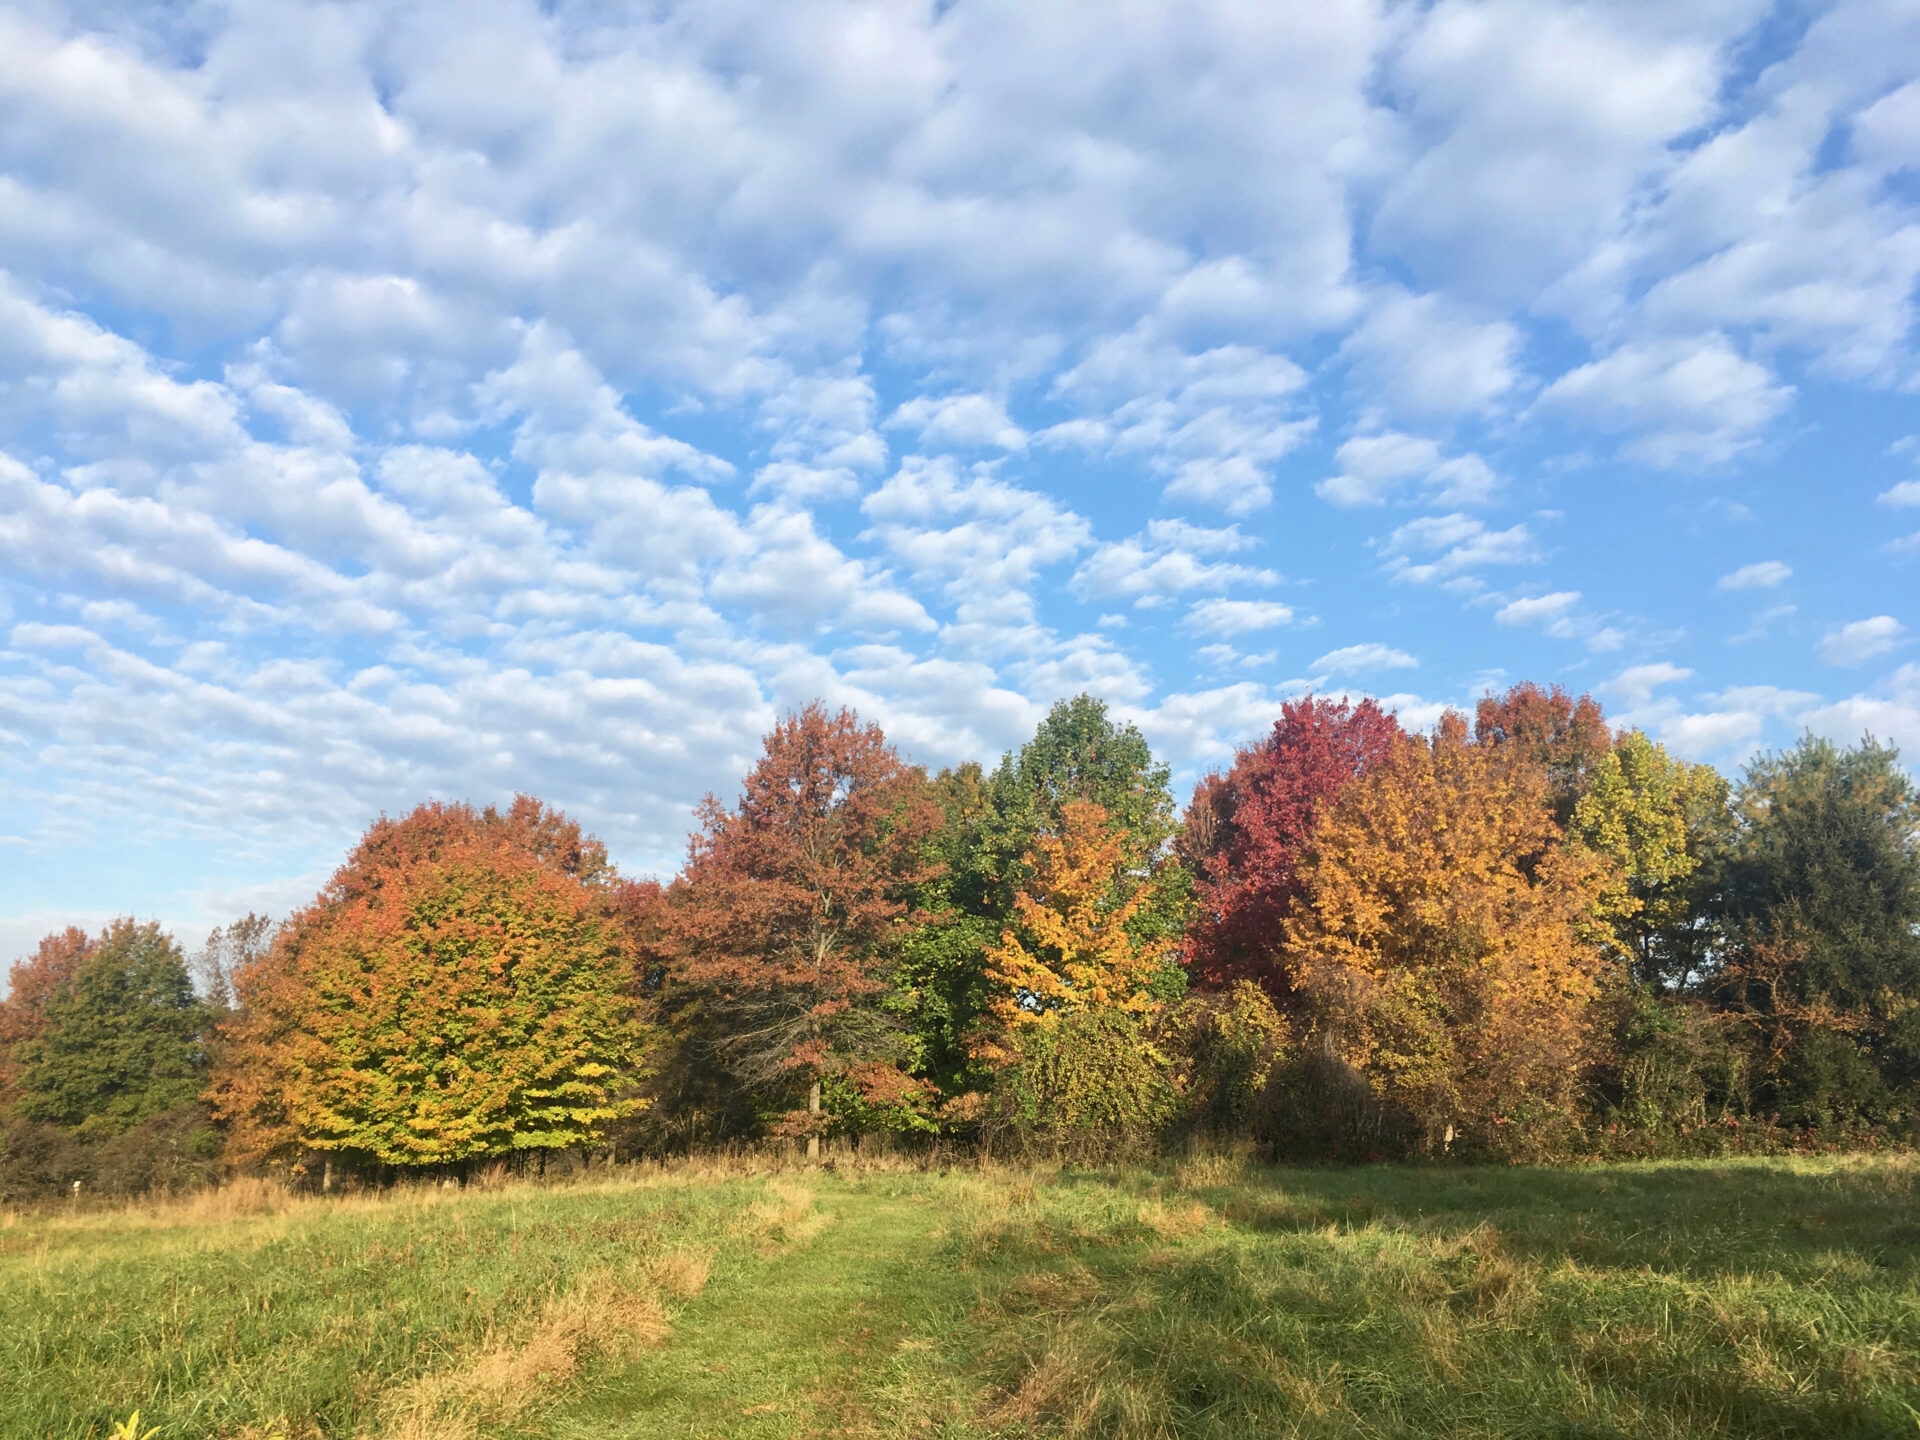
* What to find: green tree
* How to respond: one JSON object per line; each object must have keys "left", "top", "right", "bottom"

{"left": 895, "top": 762, "right": 1002, "bottom": 1095}
{"left": 13, "top": 920, "right": 208, "bottom": 1137}
{"left": 1571, "top": 729, "right": 1732, "bottom": 990}
{"left": 982, "top": 696, "right": 1181, "bottom": 916}
{"left": 1715, "top": 734, "right": 1920, "bottom": 1123}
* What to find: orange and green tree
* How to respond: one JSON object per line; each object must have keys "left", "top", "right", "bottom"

{"left": 663, "top": 704, "right": 942, "bottom": 1148}
{"left": 1283, "top": 716, "right": 1613, "bottom": 1151}
{"left": 0, "top": 927, "right": 92, "bottom": 1109}
{"left": 974, "top": 799, "right": 1173, "bottom": 1064}
{"left": 7, "top": 921, "right": 207, "bottom": 1136}
{"left": 212, "top": 797, "right": 648, "bottom": 1168}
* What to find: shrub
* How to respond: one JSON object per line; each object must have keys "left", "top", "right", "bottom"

{"left": 985, "top": 1009, "right": 1177, "bottom": 1160}
{"left": 1162, "top": 981, "right": 1290, "bottom": 1136}
{"left": 1255, "top": 1039, "right": 1418, "bottom": 1162}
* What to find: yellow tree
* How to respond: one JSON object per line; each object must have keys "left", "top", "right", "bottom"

{"left": 1283, "top": 716, "right": 1612, "bottom": 1151}
{"left": 1570, "top": 729, "right": 1731, "bottom": 989}
{"left": 974, "top": 800, "right": 1171, "bottom": 1063}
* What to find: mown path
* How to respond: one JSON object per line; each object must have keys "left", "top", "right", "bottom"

{"left": 541, "top": 1178, "right": 974, "bottom": 1439}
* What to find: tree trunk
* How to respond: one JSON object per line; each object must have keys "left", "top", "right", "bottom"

{"left": 806, "top": 1079, "right": 822, "bottom": 1160}
{"left": 322, "top": 1157, "right": 333, "bottom": 1194}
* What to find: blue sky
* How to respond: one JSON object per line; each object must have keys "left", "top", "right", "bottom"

{"left": 2, "top": 0, "right": 1918, "bottom": 959}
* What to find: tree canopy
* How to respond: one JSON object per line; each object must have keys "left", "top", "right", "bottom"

{"left": 663, "top": 703, "right": 942, "bottom": 1139}
{"left": 11, "top": 920, "right": 207, "bottom": 1138}
{"left": 212, "top": 797, "right": 647, "bottom": 1166}
{"left": 1184, "top": 696, "right": 1402, "bottom": 993}
{"left": 11, "top": 685, "right": 1920, "bottom": 1180}
{"left": 1283, "top": 716, "right": 1612, "bottom": 1151}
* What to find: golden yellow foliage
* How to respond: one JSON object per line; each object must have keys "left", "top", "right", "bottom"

{"left": 1282, "top": 718, "right": 1612, "bottom": 1149}
{"left": 976, "top": 800, "right": 1171, "bottom": 1062}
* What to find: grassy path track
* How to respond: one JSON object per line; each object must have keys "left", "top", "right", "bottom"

{"left": 539, "top": 1177, "right": 972, "bottom": 1439}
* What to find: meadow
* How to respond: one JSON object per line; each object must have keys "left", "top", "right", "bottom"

{"left": 3, "top": 1153, "right": 1917, "bottom": 1440}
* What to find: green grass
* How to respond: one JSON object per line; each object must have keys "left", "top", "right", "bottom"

{"left": 3, "top": 1154, "right": 1917, "bottom": 1439}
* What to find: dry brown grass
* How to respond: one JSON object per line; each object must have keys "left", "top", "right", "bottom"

{"left": 382, "top": 1271, "right": 671, "bottom": 1440}
{"left": 647, "top": 1247, "right": 714, "bottom": 1301}
{"left": 735, "top": 1180, "right": 827, "bottom": 1253}
{"left": 1135, "top": 1198, "right": 1212, "bottom": 1241}
{"left": 1171, "top": 1142, "right": 1253, "bottom": 1192}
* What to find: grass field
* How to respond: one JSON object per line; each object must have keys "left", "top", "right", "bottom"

{"left": 3, "top": 1152, "right": 1917, "bottom": 1439}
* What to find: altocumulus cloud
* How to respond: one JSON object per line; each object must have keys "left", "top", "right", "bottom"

{"left": 1, "top": 0, "right": 1918, "bottom": 952}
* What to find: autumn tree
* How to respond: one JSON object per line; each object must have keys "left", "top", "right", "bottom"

{"left": 1184, "top": 696, "right": 1402, "bottom": 994}
{"left": 975, "top": 800, "right": 1172, "bottom": 1063}
{"left": 1570, "top": 730, "right": 1731, "bottom": 989}
{"left": 11, "top": 920, "right": 208, "bottom": 1137}
{"left": 1475, "top": 681, "right": 1612, "bottom": 820}
{"left": 0, "top": 927, "right": 92, "bottom": 1108}
{"left": 212, "top": 797, "right": 648, "bottom": 1168}
{"left": 1283, "top": 716, "right": 1612, "bottom": 1153}
{"left": 664, "top": 704, "right": 941, "bottom": 1151}
{"left": 978, "top": 695, "right": 1185, "bottom": 938}
{"left": 904, "top": 697, "right": 1187, "bottom": 1095}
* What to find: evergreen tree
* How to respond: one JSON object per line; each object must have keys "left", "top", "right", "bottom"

{"left": 13, "top": 920, "right": 208, "bottom": 1137}
{"left": 1716, "top": 734, "right": 1920, "bottom": 1122}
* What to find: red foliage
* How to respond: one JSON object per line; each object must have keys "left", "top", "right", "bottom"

{"left": 1473, "top": 682, "right": 1611, "bottom": 812}
{"left": 0, "top": 927, "right": 93, "bottom": 1102}
{"left": 663, "top": 703, "right": 941, "bottom": 1098}
{"left": 1184, "top": 696, "right": 1403, "bottom": 994}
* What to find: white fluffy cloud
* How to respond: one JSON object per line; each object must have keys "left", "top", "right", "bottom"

{"left": 1535, "top": 335, "right": 1793, "bottom": 467}
{"left": 1718, "top": 561, "right": 1792, "bottom": 591}
{"left": 1819, "top": 616, "right": 1907, "bottom": 667}
{"left": 1, "top": 0, "right": 1917, "bottom": 939}
{"left": 1495, "top": 591, "right": 1582, "bottom": 626}
{"left": 1317, "top": 432, "right": 1499, "bottom": 508}
{"left": 1383, "top": 513, "right": 1540, "bottom": 586}
{"left": 1312, "top": 643, "right": 1419, "bottom": 676}
{"left": 1069, "top": 520, "right": 1276, "bottom": 608}
{"left": 1181, "top": 599, "right": 1296, "bottom": 636}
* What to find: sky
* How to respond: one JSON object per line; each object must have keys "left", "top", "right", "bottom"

{"left": 2, "top": 0, "right": 1918, "bottom": 961}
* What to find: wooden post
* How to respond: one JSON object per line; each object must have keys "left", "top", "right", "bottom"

{"left": 807, "top": 1080, "right": 822, "bottom": 1160}
{"left": 322, "top": 1157, "right": 333, "bottom": 1194}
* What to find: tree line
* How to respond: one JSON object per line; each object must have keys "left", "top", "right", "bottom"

{"left": 3, "top": 685, "right": 1917, "bottom": 1194}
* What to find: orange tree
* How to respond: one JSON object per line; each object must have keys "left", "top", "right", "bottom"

{"left": 1474, "top": 680, "right": 1612, "bottom": 821}
{"left": 662, "top": 704, "right": 942, "bottom": 1146}
{"left": 974, "top": 799, "right": 1172, "bottom": 1065}
{"left": 1282, "top": 715, "right": 1612, "bottom": 1153}
{"left": 212, "top": 797, "right": 648, "bottom": 1169}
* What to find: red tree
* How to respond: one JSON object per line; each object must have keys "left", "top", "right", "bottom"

{"left": 664, "top": 703, "right": 941, "bottom": 1149}
{"left": 1474, "top": 682, "right": 1612, "bottom": 818}
{"left": 1184, "top": 696, "right": 1403, "bottom": 994}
